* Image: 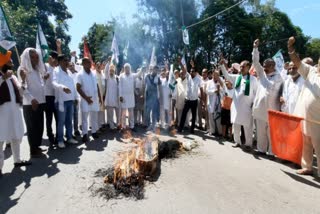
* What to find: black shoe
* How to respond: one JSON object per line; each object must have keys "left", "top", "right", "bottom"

{"left": 5, "top": 143, "right": 11, "bottom": 149}
{"left": 30, "top": 150, "right": 46, "bottom": 158}
{"left": 92, "top": 133, "right": 99, "bottom": 139}
{"left": 190, "top": 129, "right": 195, "bottom": 134}
{"left": 242, "top": 145, "right": 252, "bottom": 152}
{"left": 36, "top": 147, "right": 47, "bottom": 152}
{"left": 74, "top": 130, "right": 81, "bottom": 137}
{"left": 82, "top": 134, "right": 89, "bottom": 143}
{"left": 232, "top": 143, "right": 241, "bottom": 148}
{"left": 131, "top": 128, "right": 137, "bottom": 132}
{"left": 14, "top": 160, "right": 32, "bottom": 168}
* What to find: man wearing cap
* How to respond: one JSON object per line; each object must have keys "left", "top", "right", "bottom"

{"left": 0, "top": 51, "right": 31, "bottom": 176}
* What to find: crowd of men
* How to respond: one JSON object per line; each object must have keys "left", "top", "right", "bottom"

{"left": 0, "top": 37, "right": 319, "bottom": 179}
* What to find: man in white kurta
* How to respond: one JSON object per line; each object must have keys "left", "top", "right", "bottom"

{"left": 288, "top": 37, "right": 320, "bottom": 176}
{"left": 77, "top": 58, "right": 101, "bottom": 142}
{"left": 0, "top": 52, "right": 31, "bottom": 176}
{"left": 206, "top": 73, "right": 222, "bottom": 135}
{"left": 104, "top": 63, "right": 120, "bottom": 130}
{"left": 220, "top": 60, "right": 258, "bottom": 149}
{"left": 119, "top": 63, "right": 143, "bottom": 130}
{"left": 159, "top": 71, "right": 171, "bottom": 129}
{"left": 252, "top": 39, "right": 283, "bottom": 155}
{"left": 280, "top": 62, "right": 304, "bottom": 114}
{"left": 172, "top": 70, "right": 190, "bottom": 127}
{"left": 52, "top": 54, "right": 78, "bottom": 148}
{"left": 95, "top": 62, "right": 106, "bottom": 129}
{"left": 19, "top": 48, "right": 46, "bottom": 158}
{"left": 134, "top": 70, "right": 145, "bottom": 126}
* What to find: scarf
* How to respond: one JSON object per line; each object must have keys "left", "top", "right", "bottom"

{"left": 235, "top": 73, "right": 250, "bottom": 96}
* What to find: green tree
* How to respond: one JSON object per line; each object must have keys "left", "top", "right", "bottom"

{"left": 1, "top": 0, "right": 72, "bottom": 56}
{"left": 306, "top": 38, "right": 320, "bottom": 63}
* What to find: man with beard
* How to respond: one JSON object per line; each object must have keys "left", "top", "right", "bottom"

{"left": 144, "top": 66, "right": 160, "bottom": 131}
{"left": 280, "top": 61, "right": 304, "bottom": 114}
{"left": 19, "top": 48, "right": 46, "bottom": 158}
{"left": 288, "top": 36, "right": 320, "bottom": 177}
{"left": 119, "top": 63, "right": 144, "bottom": 131}
{"left": 252, "top": 39, "right": 283, "bottom": 156}
{"left": 220, "top": 58, "right": 258, "bottom": 150}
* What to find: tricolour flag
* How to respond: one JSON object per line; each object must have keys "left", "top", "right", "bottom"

{"left": 268, "top": 110, "right": 303, "bottom": 165}
{"left": 0, "top": 5, "right": 16, "bottom": 54}
{"left": 36, "top": 23, "right": 49, "bottom": 62}
{"left": 182, "top": 26, "right": 190, "bottom": 45}
{"left": 111, "top": 33, "right": 119, "bottom": 64}
{"left": 272, "top": 49, "right": 285, "bottom": 73}
{"left": 123, "top": 41, "right": 129, "bottom": 61}
{"left": 168, "top": 64, "right": 176, "bottom": 91}
{"left": 150, "top": 46, "right": 157, "bottom": 67}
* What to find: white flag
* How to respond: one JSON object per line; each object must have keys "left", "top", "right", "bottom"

{"left": 182, "top": 28, "right": 190, "bottom": 45}
{"left": 150, "top": 46, "right": 157, "bottom": 67}
{"left": 36, "top": 23, "right": 49, "bottom": 62}
{"left": 0, "top": 5, "right": 16, "bottom": 53}
{"left": 111, "top": 34, "right": 119, "bottom": 64}
{"left": 272, "top": 50, "right": 284, "bottom": 73}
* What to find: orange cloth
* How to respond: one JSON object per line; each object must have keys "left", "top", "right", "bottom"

{"left": 0, "top": 51, "right": 12, "bottom": 67}
{"left": 268, "top": 110, "right": 303, "bottom": 165}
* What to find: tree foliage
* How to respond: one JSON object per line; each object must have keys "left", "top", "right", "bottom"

{"left": 1, "top": 0, "right": 72, "bottom": 56}
{"left": 79, "top": 0, "right": 311, "bottom": 71}
{"left": 306, "top": 38, "right": 320, "bottom": 63}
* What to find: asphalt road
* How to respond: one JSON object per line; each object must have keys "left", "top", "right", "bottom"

{"left": 1, "top": 127, "right": 320, "bottom": 214}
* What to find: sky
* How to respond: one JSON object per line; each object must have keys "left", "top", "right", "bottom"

{"left": 65, "top": 0, "right": 320, "bottom": 53}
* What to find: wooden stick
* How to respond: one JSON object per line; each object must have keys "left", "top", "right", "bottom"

{"left": 14, "top": 46, "right": 21, "bottom": 65}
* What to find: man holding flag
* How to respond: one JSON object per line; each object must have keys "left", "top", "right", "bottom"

{"left": 288, "top": 36, "right": 320, "bottom": 177}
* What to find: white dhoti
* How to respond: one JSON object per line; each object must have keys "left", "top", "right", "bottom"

{"left": 121, "top": 108, "right": 134, "bottom": 129}
{"left": 233, "top": 123, "right": 253, "bottom": 147}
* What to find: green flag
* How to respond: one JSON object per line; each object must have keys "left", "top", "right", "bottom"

{"left": 0, "top": 5, "right": 16, "bottom": 54}
{"left": 36, "top": 23, "right": 49, "bottom": 62}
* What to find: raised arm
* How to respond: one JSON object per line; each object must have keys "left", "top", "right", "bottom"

{"left": 287, "top": 36, "right": 309, "bottom": 78}
{"left": 219, "top": 60, "right": 238, "bottom": 84}
{"left": 252, "top": 39, "right": 279, "bottom": 90}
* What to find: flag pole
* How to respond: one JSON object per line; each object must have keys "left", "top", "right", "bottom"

{"left": 14, "top": 46, "right": 20, "bottom": 64}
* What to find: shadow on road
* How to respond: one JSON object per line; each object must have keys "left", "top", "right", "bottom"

{"left": 0, "top": 138, "right": 87, "bottom": 213}
{"left": 281, "top": 170, "right": 320, "bottom": 189}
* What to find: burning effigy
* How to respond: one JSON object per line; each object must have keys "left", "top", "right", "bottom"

{"left": 91, "top": 134, "right": 198, "bottom": 200}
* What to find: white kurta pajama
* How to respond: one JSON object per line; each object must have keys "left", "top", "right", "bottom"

{"left": 206, "top": 80, "right": 223, "bottom": 135}
{"left": 252, "top": 48, "right": 283, "bottom": 154}
{"left": 221, "top": 65, "right": 258, "bottom": 147}
{"left": 281, "top": 75, "right": 304, "bottom": 114}
{"left": 96, "top": 71, "right": 106, "bottom": 128}
{"left": 159, "top": 77, "right": 171, "bottom": 128}
{"left": 77, "top": 70, "right": 99, "bottom": 135}
{"left": 172, "top": 77, "right": 189, "bottom": 127}
{"left": 293, "top": 63, "right": 320, "bottom": 175}
{"left": 104, "top": 64, "right": 120, "bottom": 129}
{"left": 119, "top": 70, "right": 143, "bottom": 129}
{"left": 0, "top": 76, "right": 24, "bottom": 170}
